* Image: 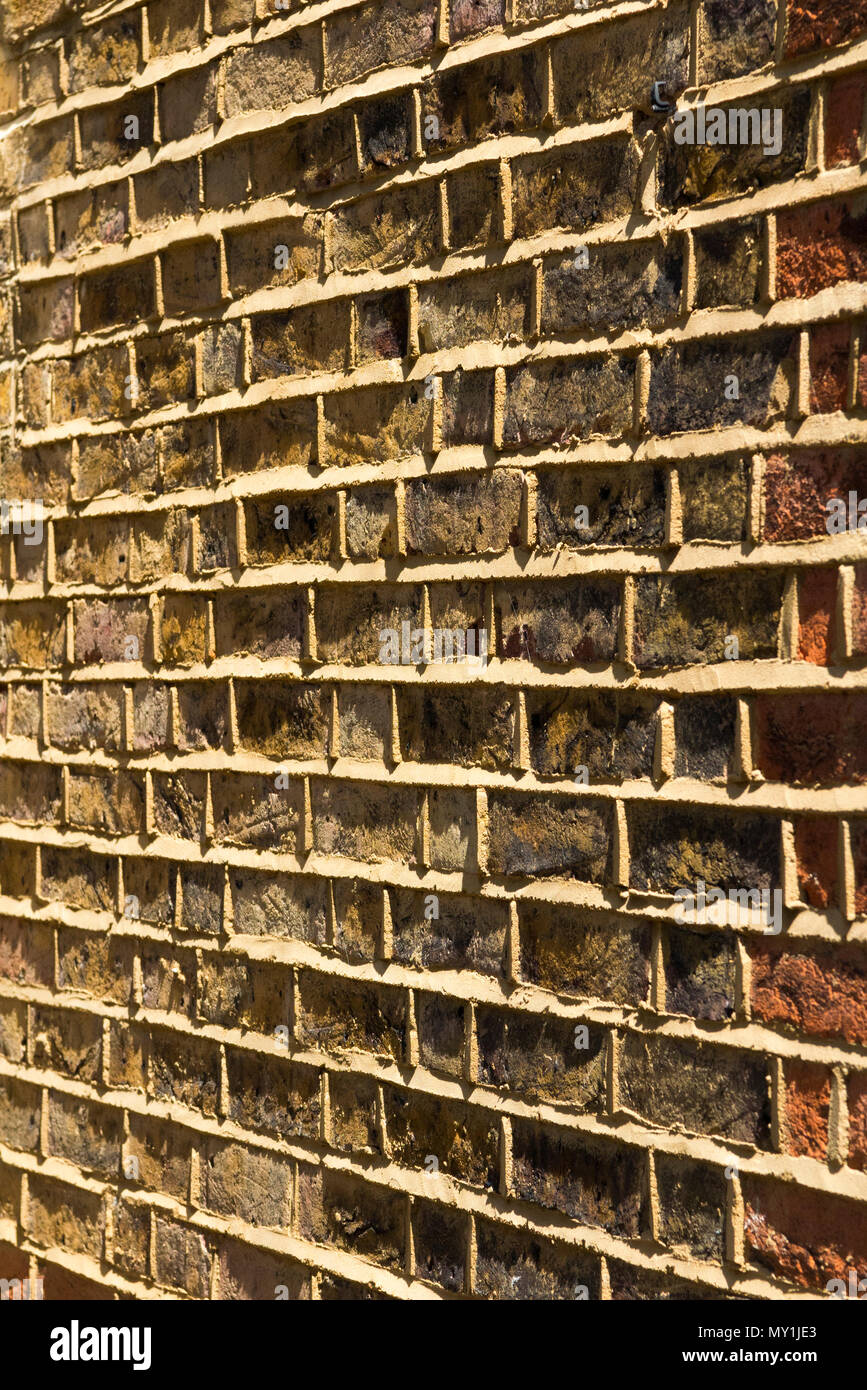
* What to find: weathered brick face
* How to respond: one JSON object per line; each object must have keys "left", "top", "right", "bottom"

{"left": 0, "top": 0, "right": 864, "bottom": 1306}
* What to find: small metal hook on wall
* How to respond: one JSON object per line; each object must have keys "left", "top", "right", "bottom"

{"left": 650, "top": 80, "right": 674, "bottom": 112}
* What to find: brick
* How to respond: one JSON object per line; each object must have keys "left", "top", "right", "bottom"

{"left": 220, "top": 400, "right": 317, "bottom": 477}
{"left": 749, "top": 940, "right": 867, "bottom": 1046}
{"left": 312, "top": 777, "right": 418, "bottom": 864}
{"left": 412, "top": 1199, "right": 466, "bottom": 1292}
{"left": 488, "top": 790, "right": 612, "bottom": 881}
{"left": 421, "top": 47, "right": 546, "bottom": 153}
{"left": 658, "top": 87, "right": 811, "bottom": 208}
{"left": 777, "top": 194, "right": 867, "bottom": 298}
{"left": 210, "top": 771, "right": 299, "bottom": 850}
{"left": 148, "top": 0, "right": 203, "bottom": 57}
{"left": 826, "top": 70, "right": 867, "bottom": 167}
{"left": 794, "top": 815, "right": 838, "bottom": 909}
{"left": 785, "top": 0, "right": 867, "bottom": 57}
{"left": 125, "top": 1113, "right": 195, "bottom": 1201}
{"left": 798, "top": 565, "right": 836, "bottom": 665}
{"left": 543, "top": 240, "right": 682, "bottom": 336}
{"left": 699, "top": 0, "right": 776, "bottom": 82}
{"left": 756, "top": 691, "right": 867, "bottom": 785}
{"left": 162, "top": 240, "right": 222, "bottom": 316}
{"left": 649, "top": 332, "right": 796, "bottom": 435}
{"left": 75, "top": 431, "right": 158, "bottom": 500}
{"left": 497, "top": 578, "right": 620, "bottom": 664}
{"left": 229, "top": 869, "right": 328, "bottom": 943}
{"left": 29, "top": 1176, "right": 104, "bottom": 1259}
{"left": 40, "top": 846, "right": 116, "bottom": 912}
{"left": 679, "top": 455, "right": 749, "bottom": 541}
{"left": 244, "top": 491, "right": 334, "bottom": 566}
{"left": 848, "top": 1073, "right": 867, "bottom": 1170}
{"left": 527, "top": 688, "right": 657, "bottom": 780}
{"left": 744, "top": 1176, "right": 867, "bottom": 1291}
{"left": 223, "top": 30, "right": 320, "bottom": 117}
{"left": 79, "top": 261, "right": 155, "bottom": 332}
{"left": 673, "top": 694, "right": 737, "bottom": 781}
{"left": 520, "top": 901, "right": 650, "bottom": 1006}
{"left": 57, "top": 927, "right": 132, "bottom": 1003}
{"left": 151, "top": 1029, "right": 221, "bottom": 1115}
{"left": 512, "top": 135, "right": 640, "bottom": 240}
{"left": 357, "top": 288, "right": 409, "bottom": 362}
{"left": 693, "top": 216, "right": 763, "bottom": 309}
{"left": 474, "top": 1217, "right": 599, "bottom": 1299}
{"left": 331, "top": 182, "right": 439, "bottom": 275}
{"left": 315, "top": 583, "right": 424, "bottom": 664}
{"left": 503, "top": 355, "right": 635, "bottom": 447}
{"left": 22, "top": 47, "right": 61, "bottom": 106}
{"left": 224, "top": 217, "right": 321, "bottom": 298}
{"left": 47, "top": 1093, "right": 121, "bottom": 1178}
{"left": 17, "top": 204, "right": 51, "bottom": 264}
{"left": 630, "top": 801, "right": 780, "bottom": 894}
{"left": 133, "top": 159, "right": 199, "bottom": 233}
{"left": 297, "top": 971, "right": 406, "bottom": 1060}
{"left": 297, "top": 1166, "right": 404, "bottom": 1269}
{"left": 32, "top": 1005, "right": 102, "bottom": 1082}
{"left": 251, "top": 112, "right": 355, "bottom": 202}
{"left": 2, "top": 119, "right": 73, "bottom": 195}
{"left": 511, "top": 1118, "right": 645, "bottom": 1234}
{"left": 325, "top": 0, "right": 436, "bottom": 85}
{"left": 152, "top": 770, "right": 206, "bottom": 840}
{"left": 252, "top": 300, "right": 349, "bottom": 380}
{"left": 52, "top": 345, "right": 128, "bottom": 423}
{"left": 16, "top": 278, "right": 74, "bottom": 344}
{"left": 553, "top": 5, "right": 689, "bottom": 123}
{"left": 0, "top": 917, "right": 54, "bottom": 988}
{"left": 159, "top": 64, "right": 219, "bottom": 144}
{"left": 199, "top": 1138, "right": 293, "bottom": 1228}
{"left": 384, "top": 1087, "right": 499, "bottom": 1187}
{"left": 620, "top": 1033, "right": 772, "bottom": 1145}
{"left": 67, "top": 13, "right": 140, "bottom": 90}
{"left": 357, "top": 92, "right": 414, "bottom": 177}
{"left": 477, "top": 1004, "right": 605, "bottom": 1109}
{"left": 78, "top": 92, "right": 154, "bottom": 170}
{"left": 784, "top": 1060, "right": 830, "bottom": 1160}
{"left": 214, "top": 589, "right": 305, "bottom": 660}
{"left": 447, "top": 163, "right": 500, "bottom": 249}
{"left": 217, "top": 1236, "right": 309, "bottom": 1300}
{"left": 634, "top": 570, "right": 783, "bottom": 667}
{"left": 345, "top": 486, "right": 397, "bottom": 559}
{"left": 664, "top": 926, "right": 736, "bottom": 1020}
{"left": 0, "top": 1075, "right": 41, "bottom": 1152}
{"left": 763, "top": 446, "right": 865, "bottom": 541}
{"left": 391, "top": 887, "right": 508, "bottom": 977}
{"left": 809, "top": 321, "right": 850, "bottom": 413}
{"left": 656, "top": 1155, "right": 726, "bottom": 1261}
{"left": 331, "top": 878, "right": 382, "bottom": 964}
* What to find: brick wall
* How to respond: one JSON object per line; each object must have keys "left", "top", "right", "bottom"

{"left": 0, "top": 0, "right": 864, "bottom": 1302}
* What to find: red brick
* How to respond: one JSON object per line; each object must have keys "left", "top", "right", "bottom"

{"left": 809, "top": 321, "right": 851, "bottom": 412}
{"left": 745, "top": 1176, "right": 867, "bottom": 1290}
{"left": 750, "top": 940, "right": 867, "bottom": 1046}
{"left": 826, "top": 70, "right": 867, "bottom": 167}
{"left": 756, "top": 691, "right": 867, "bottom": 785}
{"left": 763, "top": 447, "right": 867, "bottom": 541}
{"left": 794, "top": 815, "right": 838, "bottom": 909}
{"left": 797, "top": 566, "right": 836, "bottom": 665}
{"left": 784, "top": 1060, "right": 830, "bottom": 1160}
{"left": 777, "top": 195, "right": 867, "bottom": 298}
{"left": 785, "top": 0, "right": 867, "bottom": 57}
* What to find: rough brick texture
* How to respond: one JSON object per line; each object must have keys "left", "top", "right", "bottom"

{"left": 0, "top": 0, "right": 864, "bottom": 1305}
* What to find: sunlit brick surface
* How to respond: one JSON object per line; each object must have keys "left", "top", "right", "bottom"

{"left": 0, "top": 0, "right": 865, "bottom": 1301}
